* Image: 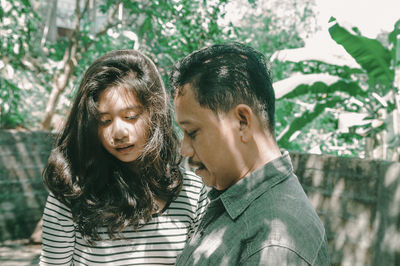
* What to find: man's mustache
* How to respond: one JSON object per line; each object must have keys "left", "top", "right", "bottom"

{"left": 188, "top": 158, "right": 204, "bottom": 168}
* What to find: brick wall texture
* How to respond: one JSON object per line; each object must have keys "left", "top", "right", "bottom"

{"left": 1, "top": 130, "right": 399, "bottom": 265}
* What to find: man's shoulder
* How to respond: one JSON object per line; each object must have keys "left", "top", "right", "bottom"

{"left": 239, "top": 175, "right": 328, "bottom": 263}
{"left": 247, "top": 174, "right": 324, "bottom": 233}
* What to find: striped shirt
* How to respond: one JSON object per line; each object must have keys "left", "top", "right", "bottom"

{"left": 40, "top": 171, "right": 208, "bottom": 265}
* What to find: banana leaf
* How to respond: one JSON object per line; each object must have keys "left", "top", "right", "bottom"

{"left": 277, "top": 95, "right": 343, "bottom": 146}
{"left": 274, "top": 73, "right": 366, "bottom": 99}
{"left": 329, "top": 17, "right": 394, "bottom": 86}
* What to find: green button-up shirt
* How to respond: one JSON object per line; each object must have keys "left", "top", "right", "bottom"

{"left": 176, "top": 151, "right": 330, "bottom": 265}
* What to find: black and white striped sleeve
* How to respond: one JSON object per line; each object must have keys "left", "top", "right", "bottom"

{"left": 185, "top": 172, "right": 209, "bottom": 240}
{"left": 40, "top": 193, "right": 75, "bottom": 265}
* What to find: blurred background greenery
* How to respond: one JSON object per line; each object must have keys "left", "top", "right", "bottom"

{"left": 1, "top": 0, "right": 399, "bottom": 161}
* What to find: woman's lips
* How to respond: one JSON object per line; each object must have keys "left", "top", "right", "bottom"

{"left": 115, "top": 144, "right": 135, "bottom": 153}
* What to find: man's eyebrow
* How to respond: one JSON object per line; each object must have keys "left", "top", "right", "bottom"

{"left": 177, "top": 120, "right": 192, "bottom": 126}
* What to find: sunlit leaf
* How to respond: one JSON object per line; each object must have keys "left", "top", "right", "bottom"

{"left": 329, "top": 18, "right": 393, "bottom": 85}
{"left": 271, "top": 46, "right": 360, "bottom": 68}
{"left": 274, "top": 73, "right": 366, "bottom": 99}
{"left": 277, "top": 96, "right": 343, "bottom": 146}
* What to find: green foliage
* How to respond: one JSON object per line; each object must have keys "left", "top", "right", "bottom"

{"left": 236, "top": 0, "right": 316, "bottom": 58}
{"left": 283, "top": 80, "right": 366, "bottom": 99}
{"left": 50, "top": 0, "right": 236, "bottom": 101}
{"left": 277, "top": 79, "right": 367, "bottom": 147}
{"left": 329, "top": 17, "right": 393, "bottom": 87}
{"left": 0, "top": 0, "right": 42, "bottom": 128}
{"left": 132, "top": 0, "right": 235, "bottom": 79}
{"left": 274, "top": 17, "right": 400, "bottom": 159}
{"left": 1, "top": 0, "right": 318, "bottom": 131}
{"left": 0, "top": 0, "right": 40, "bottom": 60}
{"left": 0, "top": 0, "right": 238, "bottom": 129}
{"left": 0, "top": 78, "right": 24, "bottom": 128}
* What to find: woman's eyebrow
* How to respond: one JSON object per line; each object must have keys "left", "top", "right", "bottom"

{"left": 122, "top": 105, "right": 143, "bottom": 113}
{"left": 99, "top": 105, "right": 142, "bottom": 115}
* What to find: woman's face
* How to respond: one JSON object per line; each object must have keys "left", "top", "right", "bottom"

{"left": 97, "top": 86, "right": 149, "bottom": 163}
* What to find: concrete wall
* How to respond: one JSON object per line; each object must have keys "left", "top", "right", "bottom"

{"left": 291, "top": 153, "right": 400, "bottom": 266}
{"left": 0, "top": 130, "right": 399, "bottom": 265}
{"left": 0, "top": 130, "right": 53, "bottom": 242}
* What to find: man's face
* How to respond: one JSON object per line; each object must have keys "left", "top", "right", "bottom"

{"left": 174, "top": 84, "right": 245, "bottom": 190}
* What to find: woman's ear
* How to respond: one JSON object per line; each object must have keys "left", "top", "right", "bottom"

{"left": 234, "top": 104, "right": 253, "bottom": 143}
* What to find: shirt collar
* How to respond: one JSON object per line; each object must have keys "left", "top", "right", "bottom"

{"left": 208, "top": 150, "right": 294, "bottom": 220}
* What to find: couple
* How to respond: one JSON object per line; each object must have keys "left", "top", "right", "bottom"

{"left": 40, "top": 43, "right": 330, "bottom": 265}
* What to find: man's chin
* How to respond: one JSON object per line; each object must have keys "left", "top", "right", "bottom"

{"left": 194, "top": 167, "right": 206, "bottom": 177}
{"left": 196, "top": 170, "right": 215, "bottom": 188}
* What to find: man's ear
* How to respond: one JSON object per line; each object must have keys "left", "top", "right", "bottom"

{"left": 234, "top": 104, "right": 253, "bottom": 143}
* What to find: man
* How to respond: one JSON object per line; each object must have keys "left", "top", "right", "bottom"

{"left": 170, "top": 42, "right": 330, "bottom": 265}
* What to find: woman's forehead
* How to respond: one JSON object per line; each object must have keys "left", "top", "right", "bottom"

{"left": 98, "top": 86, "right": 141, "bottom": 109}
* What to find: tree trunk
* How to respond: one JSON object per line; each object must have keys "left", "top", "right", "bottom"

{"left": 90, "top": 0, "right": 97, "bottom": 34}
{"left": 40, "top": 0, "right": 122, "bottom": 129}
{"left": 41, "top": 41, "right": 78, "bottom": 130}
{"left": 393, "top": 34, "right": 400, "bottom": 161}
{"left": 41, "top": 0, "right": 83, "bottom": 130}
{"left": 41, "top": 0, "right": 58, "bottom": 46}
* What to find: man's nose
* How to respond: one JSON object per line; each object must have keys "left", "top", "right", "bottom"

{"left": 180, "top": 135, "right": 194, "bottom": 157}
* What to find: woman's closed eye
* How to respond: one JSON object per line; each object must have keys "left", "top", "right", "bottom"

{"left": 125, "top": 115, "right": 138, "bottom": 121}
{"left": 99, "top": 118, "right": 111, "bottom": 126}
{"left": 124, "top": 109, "right": 142, "bottom": 121}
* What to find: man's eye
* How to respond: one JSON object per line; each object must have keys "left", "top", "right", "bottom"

{"left": 187, "top": 129, "right": 198, "bottom": 139}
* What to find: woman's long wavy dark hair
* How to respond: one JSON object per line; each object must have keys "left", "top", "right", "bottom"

{"left": 43, "top": 50, "right": 183, "bottom": 243}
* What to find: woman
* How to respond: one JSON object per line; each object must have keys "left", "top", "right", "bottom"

{"left": 40, "top": 50, "right": 208, "bottom": 265}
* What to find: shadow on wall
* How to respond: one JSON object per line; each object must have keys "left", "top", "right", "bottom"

{"left": 291, "top": 152, "right": 400, "bottom": 266}
{"left": 0, "top": 130, "right": 54, "bottom": 242}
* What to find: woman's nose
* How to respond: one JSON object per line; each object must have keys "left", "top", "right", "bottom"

{"left": 111, "top": 118, "right": 129, "bottom": 143}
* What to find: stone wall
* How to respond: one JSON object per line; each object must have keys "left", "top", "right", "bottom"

{"left": 291, "top": 153, "right": 400, "bottom": 266}
{"left": 0, "top": 130, "right": 399, "bottom": 265}
{"left": 0, "top": 130, "right": 53, "bottom": 242}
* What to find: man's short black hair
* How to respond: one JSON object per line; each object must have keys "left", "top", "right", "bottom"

{"left": 169, "top": 42, "right": 275, "bottom": 134}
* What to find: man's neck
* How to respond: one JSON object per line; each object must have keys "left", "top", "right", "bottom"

{"left": 245, "top": 134, "right": 282, "bottom": 177}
